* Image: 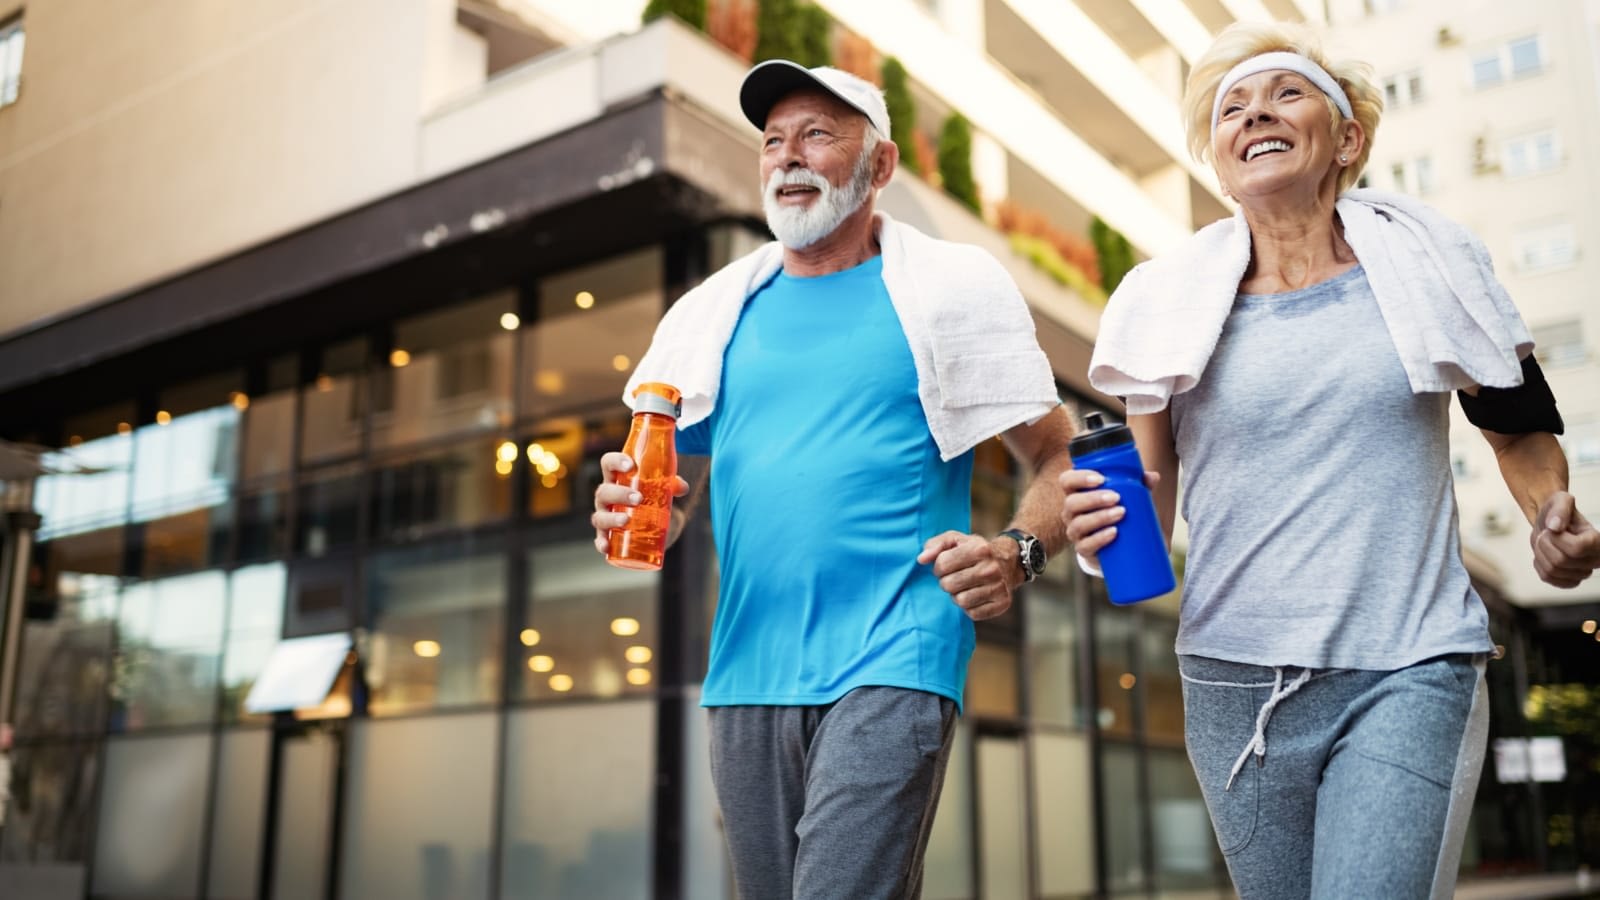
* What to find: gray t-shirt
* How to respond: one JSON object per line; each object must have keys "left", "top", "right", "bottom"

{"left": 1169, "top": 265, "right": 1493, "bottom": 669}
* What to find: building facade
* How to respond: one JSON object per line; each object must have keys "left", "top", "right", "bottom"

{"left": 1, "top": 0, "right": 1582, "bottom": 898}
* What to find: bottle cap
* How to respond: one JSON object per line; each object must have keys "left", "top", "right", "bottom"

{"left": 632, "top": 382, "right": 681, "bottom": 418}
{"left": 1068, "top": 411, "right": 1134, "bottom": 458}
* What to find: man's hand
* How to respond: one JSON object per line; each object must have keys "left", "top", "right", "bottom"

{"left": 918, "top": 532, "right": 1021, "bottom": 621}
{"left": 591, "top": 452, "right": 691, "bottom": 554}
{"left": 1530, "top": 492, "right": 1600, "bottom": 589}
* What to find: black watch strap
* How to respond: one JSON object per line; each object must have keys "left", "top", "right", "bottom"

{"left": 999, "top": 528, "right": 1045, "bottom": 582}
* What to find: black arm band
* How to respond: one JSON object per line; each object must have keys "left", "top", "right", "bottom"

{"left": 1456, "top": 354, "right": 1564, "bottom": 435}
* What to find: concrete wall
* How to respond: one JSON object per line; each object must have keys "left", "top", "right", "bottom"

{"left": 0, "top": 0, "right": 442, "bottom": 338}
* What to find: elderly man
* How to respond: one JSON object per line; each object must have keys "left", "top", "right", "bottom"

{"left": 592, "top": 60, "right": 1075, "bottom": 898}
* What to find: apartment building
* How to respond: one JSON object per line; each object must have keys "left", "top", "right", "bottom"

{"left": 0, "top": 0, "right": 1574, "bottom": 897}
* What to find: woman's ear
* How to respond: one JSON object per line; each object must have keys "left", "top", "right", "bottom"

{"left": 1338, "top": 119, "right": 1365, "bottom": 166}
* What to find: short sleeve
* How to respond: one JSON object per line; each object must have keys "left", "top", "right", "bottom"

{"left": 677, "top": 418, "right": 712, "bottom": 456}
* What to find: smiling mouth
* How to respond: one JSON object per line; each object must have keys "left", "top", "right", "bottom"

{"left": 1244, "top": 139, "right": 1292, "bottom": 161}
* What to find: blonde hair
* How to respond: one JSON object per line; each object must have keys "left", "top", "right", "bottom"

{"left": 1181, "top": 21, "right": 1383, "bottom": 194}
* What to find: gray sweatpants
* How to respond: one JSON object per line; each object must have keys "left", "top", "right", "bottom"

{"left": 1181, "top": 653, "right": 1489, "bottom": 900}
{"left": 707, "top": 686, "right": 958, "bottom": 900}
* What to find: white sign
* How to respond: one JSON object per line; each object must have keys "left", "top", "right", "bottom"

{"left": 1494, "top": 737, "right": 1567, "bottom": 784}
{"left": 244, "top": 633, "right": 351, "bottom": 714}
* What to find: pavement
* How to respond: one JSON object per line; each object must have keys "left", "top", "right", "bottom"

{"left": 1455, "top": 870, "right": 1599, "bottom": 899}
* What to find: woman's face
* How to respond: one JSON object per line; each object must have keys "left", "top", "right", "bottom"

{"left": 1211, "top": 69, "right": 1352, "bottom": 206}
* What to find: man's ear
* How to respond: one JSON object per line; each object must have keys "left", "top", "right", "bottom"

{"left": 874, "top": 138, "right": 899, "bottom": 189}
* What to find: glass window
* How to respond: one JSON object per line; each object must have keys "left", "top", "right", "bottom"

{"left": 976, "top": 735, "right": 1028, "bottom": 898}
{"left": 501, "top": 702, "right": 655, "bottom": 899}
{"left": 1508, "top": 35, "right": 1542, "bottom": 76}
{"left": 91, "top": 733, "right": 213, "bottom": 898}
{"left": 1151, "top": 747, "right": 1222, "bottom": 890}
{"left": 1503, "top": 130, "right": 1562, "bottom": 178}
{"left": 1532, "top": 320, "right": 1587, "bottom": 369}
{"left": 1026, "top": 560, "right": 1081, "bottom": 729}
{"left": 14, "top": 569, "right": 117, "bottom": 739}
{"left": 1103, "top": 742, "right": 1149, "bottom": 891}
{"left": 297, "top": 462, "right": 363, "bottom": 557}
{"left": 339, "top": 713, "right": 496, "bottom": 900}
{"left": 366, "top": 542, "right": 504, "bottom": 715}
{"left": 522, "top": 541, "right": 657, "bottom": 701}
{"left": 1515, "top": 223, "right": 1579, "bottom": 274}
{"left": 242, "top": 390, "right": 295, "bottom": 481}
{"left": 302, "top": 337, "right": 368, "bottom": 464}
{"left": 369, "top": 434, "right": 512, "bottom": 542}
{"left": 274, "top": 730, "right": 337, "bottom": 899}
{"left": 0, "top": 740, "right": 100, "bottom": 864}
{"left": 923, "top": 720, "right": 975, "bottom": 900}
{"left": 1414, "top": 156, "right": 1435, "bottom": 194}
{"left": 966, "top": 641, "right": 1020, "bottom": 719}
{"left": 1406, "top": 70, "right": 1425, "bottom": 103}
{"left": 1095, "top": 599, "right": 1138, "bottom": 740}
{"left": 523, "top": 247, "right": 662, "bottom": 420}
{"left": 1141, "top": 613, "right": 1184, "bottom": 744}
{"left": 111, "top": 571, "right": 227, "bottom": 730}
{"left": 371, "top": 292, "right": 516, "bottom": 451}
{"left": 1560, "top": 421, "right": 1600, "bottom": 469}
{"left": 206, "top": 729, "right": 270, "bottom": 900}
{"left": 133, "top": 401, "right": 239, "bottom": 576}
{"left": 1470, "top": 53, "right": 1503, "bottom": 89}
{"left": 221, "top": 563, "right": 286, "bottom": 722}
{"left": 238, "top": 483, "right": 291, "bottom": 562}
{"left": 1382, "top": 77, "right": 1400, "bottom": 107}
{"left": 1032, "top": 732, "right": 1096, "bottom": 896}
{"left": 528, "top": 413, "right": 628, "bottom": 520}
{"left": 0, "top": 15, "right": 22, "bottom": 107}
{"left": 36, "top": 409, "right": 135, "bottom": 542}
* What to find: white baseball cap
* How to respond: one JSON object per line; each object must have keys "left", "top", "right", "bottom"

{"left": 739, "top": 60, "right": 891, "bottom": 137}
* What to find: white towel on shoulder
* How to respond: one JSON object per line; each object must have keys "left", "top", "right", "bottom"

{"left": 1089, "top": 189, "right": 1535, "bottom": 414}
{"left": 625, "top": 210, "right": 1060, "bottom": 461}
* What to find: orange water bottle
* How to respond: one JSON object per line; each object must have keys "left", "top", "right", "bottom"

{"left": 606, "top": 382, "right": 681, "bottom": 571}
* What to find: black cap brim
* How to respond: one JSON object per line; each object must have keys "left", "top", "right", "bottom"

{"left": 739, "top": 59, "right": 874, "bottom": 133}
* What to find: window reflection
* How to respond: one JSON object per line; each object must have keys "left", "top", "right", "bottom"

{"left": 371, "top": 293, "right": 516, "bottom": 450}
{"left": 526, "top": 416, "right": 625, "bottom": 520}
{"left": 1150, "top": 747, "right": 1222, "bottom": 890}
{"left": 523, "top": 247, "right": 661, "bottom": 419}
{"left": 238, "top": 485, "right": 290, "bottom": 562}
{"left": 221, "top": 564, "right": 286, "bottom": 723}
{"left": 0, "top": 740, "right": 101, "bottom": 864}
{"left": 242, "top": 390, "right": 296, "bottom": 481}
{"left": 1103, "top": 743, "right": 1149, "bottom": 892}
{"left": 369, "top": 434, "right": 511, "bottom": 542}
{"left": 297, "top": 463, "right": 363, "bottom": 557}
{"left": 365, "top": 542, "right": 504, "bottom": 715}
{"left": 1026, "top": 567, "right": 1082, "bottom": 729}
{"left": 1095, "top": 593, "right": 1137, "bottom": 740}
{"left": 1141, "top": 614, "right": 1184, "bottom": 745}
{"left": 302, "top": 337, "right": 368, "bottom": 464}
{"left": 132, "top": 403, "right": 239, "bottom": 576}
{"left": 15, "top": 571, "right": 117, "bottom": 739}
{"left": 35, "top": 417, "right": 134, "bottom": 542}
{"left": 965, "top": 642, "right": 1020, "bottom": 719}
{"left": 112, "top": 572, "right": 227, "bottom": 730}
{"left": 522, "top": 542, "right": 656, "bottom": 702}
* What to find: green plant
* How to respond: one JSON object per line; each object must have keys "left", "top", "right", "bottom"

{"left": 1009, "top": 233, "right": 1108, "bottom": 306}
{"left": 754, "top": 0, "right": 802, "bottom": 63}
{"left": 794, "top": 3, "right": 832, "bottom": 68}
{"left": 881, "top": 57, "right": 918, "bottom": 174}
{"left": 1090, "top": 216, "right": 1135, "bottom": 294}
{"left": 938, "top": 113, "right": 981, "bottom": 214}
{"left": 642, "top": 0, "right": 708, "bottom": 29}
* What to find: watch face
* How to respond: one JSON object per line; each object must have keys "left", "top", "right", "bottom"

{"left": 1025, "top": 540, "right": 1046, "bottom": 574}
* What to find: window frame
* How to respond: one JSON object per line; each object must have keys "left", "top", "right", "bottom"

{"left": 0, "top": 13, "right": 23, "bottom": 108}
{"left": 1470, "top": 34, "right": 1545, "bottom": 90}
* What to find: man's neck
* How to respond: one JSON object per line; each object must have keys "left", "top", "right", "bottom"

{"left": 781, "top": 204, "right": 880, "bottom": 277}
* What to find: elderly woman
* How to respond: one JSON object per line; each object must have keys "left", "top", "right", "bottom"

{"left": 1062, "top": 21, "right": 1600, "bottom": 900}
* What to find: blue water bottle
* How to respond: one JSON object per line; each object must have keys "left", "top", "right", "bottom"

{"left": 1068, "top": 412, "right": 1176, "bottom": 604}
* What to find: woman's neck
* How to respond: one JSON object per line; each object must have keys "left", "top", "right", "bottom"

{"left": 1237, "top": 189, "right": 1357, "bottom": 295}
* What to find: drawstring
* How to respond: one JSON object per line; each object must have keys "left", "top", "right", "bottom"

{"left": 1225, "top": 666, "right": 1312, "bottom": 791}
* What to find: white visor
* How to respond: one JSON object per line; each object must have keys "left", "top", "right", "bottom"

{"left": 1210, "top": 51, "right": 1353, "bottom": 135}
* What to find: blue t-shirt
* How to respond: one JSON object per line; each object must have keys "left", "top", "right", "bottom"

{"left": 679, "top": 255, "right": 977, "bottom": 708}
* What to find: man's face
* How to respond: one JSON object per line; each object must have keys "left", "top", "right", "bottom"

{"left": 759, "top": 89, "right": 877, "bottom": 249}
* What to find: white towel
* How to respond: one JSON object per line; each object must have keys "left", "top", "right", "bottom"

{"left": 1089, "top": 189, "right": 1535, "bottom": 414}
{"left": 624, "top": 210, "right": 1060, "bottom": 461}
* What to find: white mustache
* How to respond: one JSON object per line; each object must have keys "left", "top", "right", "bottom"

{"left": 766, "top": 168, "right": 830, "bottom": 201}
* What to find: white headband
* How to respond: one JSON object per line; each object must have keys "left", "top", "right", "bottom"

{"left": 1210, "top": 51, "right": 1353, "bottom": 134}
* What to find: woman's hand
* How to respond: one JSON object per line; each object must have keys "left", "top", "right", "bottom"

{"left": 1060, "top": 469, "right": 1161, "bottom": 566}
{"left": 1530, "top": 492, "right": 1600, "bottom": 589}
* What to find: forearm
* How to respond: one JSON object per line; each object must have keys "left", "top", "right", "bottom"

{"left": 1007, "top": 448, "right": 1074, "bottom": 557}
{"left": 1488, "top": 430, "right": 1570, "bottom": 525}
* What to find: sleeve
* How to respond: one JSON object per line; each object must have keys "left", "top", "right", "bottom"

{"left": 676, "top": 417, "right": 712, "bottom": 456}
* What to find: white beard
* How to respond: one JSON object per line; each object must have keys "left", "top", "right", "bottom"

{"left": 762, "top": 153, "right": 875, "bottom": 250}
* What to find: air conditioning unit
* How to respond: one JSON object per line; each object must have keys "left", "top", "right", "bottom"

{"left": 1471, "top": 135, "right": 1500, "bottom": 175}
{"left": 1437, "top": 25, "right": 1460, "bottom": 47}
{"left": 1483, "top": 509, "right": 1514, "bottom": 536}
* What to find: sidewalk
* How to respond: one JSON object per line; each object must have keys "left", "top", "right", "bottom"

{"left": 1455, "top": 871, "right": 1598, "bottom": 899}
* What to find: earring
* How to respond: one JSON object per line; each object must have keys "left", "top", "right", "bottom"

{"left": 1340, "top": 155, "right": 1348, "bottom": 164}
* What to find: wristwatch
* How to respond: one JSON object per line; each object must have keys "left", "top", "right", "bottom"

{"left": 999, "top": 529, "right": 1047, "bottom": 583}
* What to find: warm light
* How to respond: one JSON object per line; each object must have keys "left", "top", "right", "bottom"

{"left": 116, "top": 422, "right": 132, "bottom": 435}
{"left": 540, "top": 473, "right": 559, "bottom": 488}
{"left": 413, "top": 640, "right": 442, "bottom": 658}
{"left": 315, "top": 374, "right": 334, "bottom": 392}
{"left": 67, "top": 435, "right": 83, "bottom": 446}
{"left": 535, "top": 371, "right": 565, "bottom": 395}
{"left": 526, "top": 442, "right": 545, "bottom": 462}
{"left": 624, "top": 645, "right": 653, "bottom": 664}
{"left": 390, "top": 349, "right": 411, "bottom": 368}
{"left": 1118, "top": 673, "right": 1137, "bottom": 690}
{"left": 575, "top": 291, "right": 596, "bottom": 309}
{"left": 230, "top": 391, "right": 250, "bottom": 411}
{"left": 529, "top": 654, "right": 555, "bottom": 672}
{"left": 500, "top": 312, "right": 521, "bottom": 331}
{"left": 494, "top": 458, "right": 515, "bottom": 477}
{"left": 610, "top": 617, "right": 641, "bottom": 637}
{"left": 155, "top": 410, "right": 172, "bottom": 425}
{"left": 549, "top": 674, "right": 575, "bottom": 692}
{"left": 520, "top": 628, "right": 541, "bottom": 647}
{"left": 612, "top": 354, "right": 631, "bottom": 372}
{"left": 626, "top": 668, "right": 653, "bottom": 686}
{"left": 537, "top": 457, "right": 560, "bottom": 476}
{"left": 497, "top": 440, "right": 519, "bottom": 463}
{"left": 1584, "top": 620, "right": 1597, "bottom": 635}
